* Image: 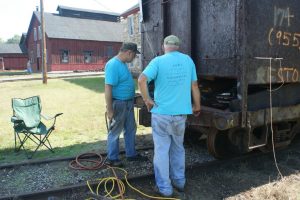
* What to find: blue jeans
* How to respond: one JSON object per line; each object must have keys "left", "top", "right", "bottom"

{"left": 107, "top": 99, "right": 137, "bottom": 160}
{"left": 27, "top": 67, "right": 32, "bottom": 74}
{"left": 151, "top": 113, "right": 187, "bottom": 196}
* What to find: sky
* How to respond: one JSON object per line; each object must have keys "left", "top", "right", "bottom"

{"left": 0, "top": 0, "right": 138, "bottom": 41}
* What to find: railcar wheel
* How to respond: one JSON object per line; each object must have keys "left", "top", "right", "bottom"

{"left": 207, "top": 128, "right": 231, "bottom": 158}
{"left": 228, "top": 128, "right": 250, "bottom": 154}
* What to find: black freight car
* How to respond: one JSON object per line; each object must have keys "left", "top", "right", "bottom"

{"left": 135, "top": 0, "right": 300, "bottom": 158}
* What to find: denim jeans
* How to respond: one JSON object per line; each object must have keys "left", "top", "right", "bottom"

{"left": 107, "top": 99, "right": 137, "bottom": 160}
{"left": 151, "top": 113, "right": 187, "bottom": 196}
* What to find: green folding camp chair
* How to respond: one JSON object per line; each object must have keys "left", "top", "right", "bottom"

{"left": 11, "top": 96, "right": 63, "bottom": 159}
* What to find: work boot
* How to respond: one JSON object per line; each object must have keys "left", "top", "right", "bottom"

{"left": 105, "top": 159, "right": 123, "bottom": 167}
{"left": 153, "top": 185, "right": 173, "bottom": 197}
{"left": 172, "top": 181, "right": 185, "bottom": 192}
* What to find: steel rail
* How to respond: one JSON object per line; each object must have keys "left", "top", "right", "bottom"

{"left": 0, "top": 146, "right": 154, "bottom": 170}
{"left": 2, "top": 140, "right": 299, "bottom": 200}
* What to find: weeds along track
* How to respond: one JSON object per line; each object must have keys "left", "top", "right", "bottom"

{"left": 0, "top": 146, "right": 155, "bottom": 170}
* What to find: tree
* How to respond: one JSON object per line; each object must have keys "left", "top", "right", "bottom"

{"left": 6, "top": 35, "right": 21, "bottom": 44}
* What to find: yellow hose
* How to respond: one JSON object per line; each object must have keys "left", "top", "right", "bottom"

{"left": 86, "top": 166, "right": 180, "bottom": 200}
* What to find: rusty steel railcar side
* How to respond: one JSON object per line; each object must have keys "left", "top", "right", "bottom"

{"left": 137, "top": 0, "right": 300, "bottom": 157}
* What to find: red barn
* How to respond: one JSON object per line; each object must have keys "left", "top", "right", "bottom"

{"left": 25, "top": 6, "right": 123, "bottom": 72}
{"left": 0, "top": 43, "right": 27, "bottom": 70}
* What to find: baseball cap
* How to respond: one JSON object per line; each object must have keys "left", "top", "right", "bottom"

{"left": 164, "top": 35, "right": 181, "bottom": 46}
{"left": 120, "top": 42, "right": 140, "bottom": 54}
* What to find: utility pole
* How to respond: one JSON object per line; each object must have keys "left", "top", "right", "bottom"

{"left": 40, "top": 0, "right": 47, "bottom": 84}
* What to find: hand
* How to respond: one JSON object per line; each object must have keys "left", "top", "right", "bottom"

{"left": 192, "top": 104, "right": 200, "bottom": 117}
{"left": 144, "top": 98, "right": 155, "bottom": 112}
{"left": 106, "top": 109, "right": 114, "bottom": 121}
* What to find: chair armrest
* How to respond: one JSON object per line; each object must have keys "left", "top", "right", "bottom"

{"left": 54, "top": 113, "right": 63, "bottom": 118}
{"left": 41, "top": 113, "right": 63, "bottom": 120}
{"left": 11, "top": 116, "right": 23, "bottom": 123}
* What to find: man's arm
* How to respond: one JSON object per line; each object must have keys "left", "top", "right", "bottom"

{"left": 138, "top": 74, "right": 155, "bottom": 111}
{"left": 191, "top": 81, "right": 201, "bottom": 116}
{"left": 105, "top": 84, "right": 113, "bottom": 120}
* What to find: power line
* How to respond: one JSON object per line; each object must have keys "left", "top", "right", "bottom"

{"left": 92, "top": 0, "right": 115, "bottom": 12}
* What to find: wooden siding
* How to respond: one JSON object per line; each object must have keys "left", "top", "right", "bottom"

{"left": 0, "top": 54, "right": 27, "bottom": 70}
{"left": 26, "top": 14, "right": 122, "bottom": 72}
{"left": 48, "top": 39, "right": 122, "bottom": 71}
{"left": 26, "top": 15, "right": 42, "bottom": 72}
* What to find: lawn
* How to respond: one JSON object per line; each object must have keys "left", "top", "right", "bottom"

{"left": 0, "top": 70, "right": 30, "bottom": 79}
{"left": 0, "top": 77, "right": 150, "bottom": 164}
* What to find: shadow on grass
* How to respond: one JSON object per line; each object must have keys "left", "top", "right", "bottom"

{"left": 63, "top": 77, "right": 138, "bottom": 93}
{"left": 63, "top": 77, "right": 105, "bottom": 93}
{"left": 0, "top": 71, "right": 28, "bottom": 76}
{"left": 0, "top": 134, "right": 153, "bottom": 164}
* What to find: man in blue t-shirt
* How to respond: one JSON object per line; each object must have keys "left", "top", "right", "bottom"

{"left": 138, "top": 35, "right": 201, "bottom": 197}
{"left": 105, "top": 42, "right": 147, "bottom": 167}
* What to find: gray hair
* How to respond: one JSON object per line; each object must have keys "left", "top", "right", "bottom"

{"left": 164, "top": 44, "right": 179, "bottom": 52}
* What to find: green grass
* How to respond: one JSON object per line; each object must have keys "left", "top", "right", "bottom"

{"left": 0, "top": 77, "right": 150, "bottom": 164}
{"left": 0, "top": 70, "right": 29, "bottom": 76}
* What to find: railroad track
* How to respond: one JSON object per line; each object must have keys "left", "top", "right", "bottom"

{"left": 0, "top": 146, "right": 155, "bottom": 199}
{"left": 1, "top": 137, "right": 299, "bottom": 200}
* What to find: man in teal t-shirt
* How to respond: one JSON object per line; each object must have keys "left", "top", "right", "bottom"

{"left": 138, "top": 35, "right": 201, "bottom": 197}
{"left": 105, "top": 42, "right": 147, "bottom": 167}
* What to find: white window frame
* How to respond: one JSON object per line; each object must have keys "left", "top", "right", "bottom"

{"left": 106, "top": 46, "right": 114, "bottom": 58}
{"left": 38, "top": 26, "right": 42, "bottom": 40}
{"left": 61, "top": 50, "right": 69, "bottom": 63}
{"left": 128, "top": 16, "right": 134, "bottom": 36}
{"left": 138, "top": 13, "right": 141, "bottom": 33}
{"left": 84, "top": 51, "right": 93, "bottom": 63}
{"left": 36, "top": 43, "right": 40, "bottom": 58}
{"left": 34, "top": 27, "right": 37, "bottom": 41}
